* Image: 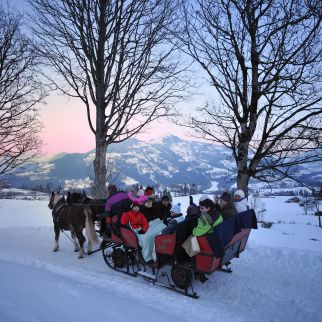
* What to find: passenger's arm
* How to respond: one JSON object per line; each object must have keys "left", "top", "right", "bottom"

{"left": 192, "top": 215, "right": 212, "bottom": 236}
{"left": 141, "top": 214, "right": 149, "bottom": 232}
{"left": 192, "top": 223, "right": 211, "bottom": 236}
{"left": 120, "top": 212, "right": 128, "bottom": 226}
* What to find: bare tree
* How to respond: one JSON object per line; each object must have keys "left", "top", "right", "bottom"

{"left": 0, "top": 5, "right": 44, "bottom": 175}
{"left": 179, "top": 0, "right": 322, "bottom": 191}
{"left": 29, "top": 0, "right": 185, "bottom": 198}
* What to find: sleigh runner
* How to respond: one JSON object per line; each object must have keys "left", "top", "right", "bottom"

{"left": 101, "top": 209, "right": 257, "bottom": 298}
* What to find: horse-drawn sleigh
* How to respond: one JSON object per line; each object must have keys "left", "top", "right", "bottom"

{"left": 48, "top": 191, "right": 257, "bottom": 298}
{"left": 100, "top": 209, "right": 257, "bottom": 298}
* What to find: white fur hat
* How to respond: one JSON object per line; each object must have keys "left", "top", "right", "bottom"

{"left": 234, "top": 190, "right": 245, "bottom": 198}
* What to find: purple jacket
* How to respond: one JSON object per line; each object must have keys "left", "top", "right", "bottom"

{"left": 105, "top": 191, "right": 131, "bottom": 218}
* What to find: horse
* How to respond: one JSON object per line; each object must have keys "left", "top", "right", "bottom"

{"left": 48, "top": 191, "right": 99, "bottom": 258}
{"left": 66, "top": 190, "right": 106, "bottom": 234}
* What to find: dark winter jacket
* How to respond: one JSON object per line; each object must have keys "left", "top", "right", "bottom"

{"left": 154, "top": 201, "right": 172, "bottom": 224}
{"left": 161, "top": 216, "right": 198, "bottom": 243}
{"left": 185, "top": 203, "right": 200, "bottom": 220}
{"left": 220, "top": 202, "right": 237, "bottom": 221}
{"left": 159, "top": 216, "right": 201, "bottom": 263}
{"left": 140, "top": 204, "right": 161, "bottom": 222}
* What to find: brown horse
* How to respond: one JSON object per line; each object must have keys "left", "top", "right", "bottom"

{"left": 66, "top": 190, "right": 106, "bottom": 234}
{"left": 48, "top": 191, "right": 99, "bottom": 258}
{"left": 66, "top": 190, "right": 106, "bottom": 222}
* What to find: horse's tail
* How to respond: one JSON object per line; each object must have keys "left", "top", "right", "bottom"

{"left": 84, "top": 208, "right": 99, "bottom": 244}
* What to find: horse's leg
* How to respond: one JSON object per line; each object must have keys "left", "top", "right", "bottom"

{"left": 53, "top": 225, "right": 60, "bottom": 252}
{"left": 71, "top": 231, "right": 79, "bottom": 252}
{"left": 75, "top": 230, "right": 86, "bottom": 258}
{"left": 84, "top": 208, "right": 99, "bottom": 254}
{"left": 87, "top": 239, "right": 92, "bottom": 255}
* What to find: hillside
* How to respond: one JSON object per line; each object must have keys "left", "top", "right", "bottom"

{"left": 1, "top": 135, "right": 321, "bottom": 192}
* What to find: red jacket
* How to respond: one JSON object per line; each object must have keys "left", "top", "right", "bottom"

{"left": 120, "top": 209, "right": 148, "bottom": 232}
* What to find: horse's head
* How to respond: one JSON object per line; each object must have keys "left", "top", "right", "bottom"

{"left": 66, "top": 191, "right": 82, "bottom": 205}
{"left": 66, "top": 191, "right": 73, "bottom": 205}
{"left": 66, "top": 190, "right": 91, "bottom": 205}
{"left": 48, "top": 191, "right": 63, "bottom": 209}
{"left": 81, "top": 190, "right": 90, "bottom": 203}
{"left": 82, "top": 190, "right": 88, "bottom": 199}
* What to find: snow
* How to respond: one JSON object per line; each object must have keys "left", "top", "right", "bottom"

{"left": 122, "top": 176, "right": 138, "bottom": 186}
{"left": 148, "top": 135, "right": 181, "bottom": 145}
{"left": 203, "top": 181, "right": 219, "bottom": 192}
{"left": 0, "top": 196, "right": 322, "bottom": 322}
{"left": 169, "top": 143, "right": 196, "bottom": 162}
{"left": 206, "top": 167, "right": 228, "bottom": 174}
{"left": 64, "top": 177, "right": 93, "bottom": 190}
{"left": 0, "top": 188, "right": 36, "bottom": 195}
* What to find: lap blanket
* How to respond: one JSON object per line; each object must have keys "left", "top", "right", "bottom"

{"left": 206, "top": 209, "right": 258, "bottom": 258}
{"left": 134, "top": 219, "right": 166, "bottom": 262}
{"left": 237, "top": 209, "right": 258, "bottom": 229}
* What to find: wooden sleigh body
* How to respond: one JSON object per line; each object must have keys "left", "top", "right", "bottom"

{"left": 101, "top": 209, "right": 257, "bottom": 298}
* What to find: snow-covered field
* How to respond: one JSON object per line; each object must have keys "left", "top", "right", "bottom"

{"left": 0, "top": 196, "right": 322, "bottom": 322}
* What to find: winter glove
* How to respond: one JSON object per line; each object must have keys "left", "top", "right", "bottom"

{"left": 138, "top": 229, "right": 145, "bottom": 234}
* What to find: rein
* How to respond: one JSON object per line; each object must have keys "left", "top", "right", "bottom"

{"left": 67, "top": 202, "right": 105, "bottom": 207}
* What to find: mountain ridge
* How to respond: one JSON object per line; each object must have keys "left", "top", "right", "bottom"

{"left": 2, "top": 135, "right": 321, "bottom": 192}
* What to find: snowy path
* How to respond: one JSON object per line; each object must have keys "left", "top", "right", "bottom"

{"left": 0, "top": 225, "right": 321, "bottom": 322}
{"left": 0, "top": 198, "right": 322, "bottom": 322}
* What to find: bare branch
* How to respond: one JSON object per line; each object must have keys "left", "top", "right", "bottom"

{"left": 178, "top": 0, "right": 322, "bottom": 190}
{"left": 0, "top": 5, "right": 45, "bottom": 175}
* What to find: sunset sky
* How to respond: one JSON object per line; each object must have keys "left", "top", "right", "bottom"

{"left": 39, "top": 93, "right": 192, "bottom": 154}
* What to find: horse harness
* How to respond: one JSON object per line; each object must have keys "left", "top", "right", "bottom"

{"left": 52, "top": 198, "right": 67, "bottom": 229}
{"left": 51, "top": 197, "right": 79, "bottom": 245}
{"left": 51, "top": 195, "right": 103, "bottom": 252}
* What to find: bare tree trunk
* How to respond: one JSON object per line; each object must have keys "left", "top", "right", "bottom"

{"left": 93, "top": 16, "right": 107, "bottom": 198}
{"left": 236, "top": 122, "right": 251, "bottom": 192}
{"left": 236, "top": 148, "right": 250, "bottom": 192}
{"left": 93, "top": 140, "right": 107, "bottom": 199}
{"left": 236, "top": 170, "right": 250, "bottom": 193}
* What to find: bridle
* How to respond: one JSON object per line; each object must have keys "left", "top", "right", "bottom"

{"left": 48, "top": 192, "right": 77, "bottom": 245}
{"left": 49, "top": 193, "right": 67, "bottom": 226}
{"left": 66, "top": 192, "right": 91, "bottom": 206}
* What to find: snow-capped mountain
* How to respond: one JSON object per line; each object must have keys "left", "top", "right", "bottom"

{"left": 2, "top": 135, "right": 322, "bottom": 192}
